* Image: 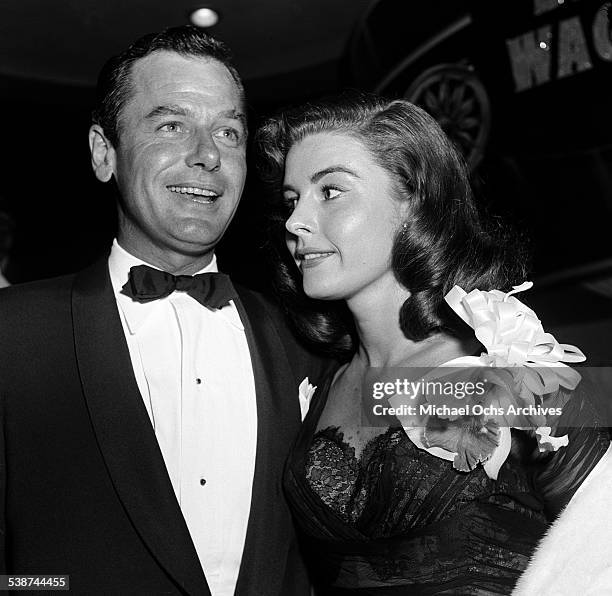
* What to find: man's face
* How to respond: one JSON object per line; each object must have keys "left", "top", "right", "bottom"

{"left": 94, "top": 50, "right": 247, "bottom": 269}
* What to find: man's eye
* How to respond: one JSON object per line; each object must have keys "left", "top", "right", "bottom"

{"left": 158, "top": 122, "right": 184, "bottom": 133}
{"left": 214, "top": 127, "right": 242, "bottom": 146}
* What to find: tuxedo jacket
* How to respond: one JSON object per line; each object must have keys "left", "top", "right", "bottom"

{"left": 0, "top": 257, "right": 333, "bottom": 595}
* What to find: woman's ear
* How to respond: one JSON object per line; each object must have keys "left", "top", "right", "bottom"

{"left": 396, "top": 202, "right": 412, "bottom": 234}
{"left": 89, "top": 125, "right": 116, "bottom": 183}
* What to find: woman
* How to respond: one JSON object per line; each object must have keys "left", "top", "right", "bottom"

{"left": 256, "top": 94, "right": 609, "bottom": 594}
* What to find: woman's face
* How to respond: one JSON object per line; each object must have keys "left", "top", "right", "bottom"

{"left": 283, "top": 132, "right": 404, "bottom": 302}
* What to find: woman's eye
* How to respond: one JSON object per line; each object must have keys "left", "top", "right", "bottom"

{"left": 322, "top": 186, "right": 342, "bottom": 200}
{"left": 283, "top": 195, "right": 298, "bottom": 211}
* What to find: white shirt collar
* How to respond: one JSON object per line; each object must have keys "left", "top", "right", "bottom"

{"left": 108, "top": 239, "right": 243, "bottom": 334}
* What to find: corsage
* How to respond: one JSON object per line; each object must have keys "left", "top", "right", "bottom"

{"left": 298, "top": 377, "right": 317, "bottom": 422}
{"left": 390, "top": 282, "right": 585, "bottom": 479}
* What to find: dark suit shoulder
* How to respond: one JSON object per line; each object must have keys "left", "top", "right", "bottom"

{"left": 0, "top": 274, "right": 75, "bottom": 311}
{"left": 234, "top": 284, "right": 307, "bottom": 351}
{"left": 234, "top": 284, "right": 338, "bottom": 385}
{"left": 233, "top": 284, "right": 284, "bottom": 320}
{"left": 0, "top": 274, "right": 76, "bottom": 353}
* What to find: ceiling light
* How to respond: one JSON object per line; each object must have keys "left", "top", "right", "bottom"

{"left": 189, "top": 7, "right": 220, "bottom": 28}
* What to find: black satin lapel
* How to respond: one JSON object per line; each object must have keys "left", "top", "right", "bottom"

{"left": 232, "top": 288, "right": 302, "bottom": 596}
{"left": 71, "top": 259, "right": 210, "bottom": 596}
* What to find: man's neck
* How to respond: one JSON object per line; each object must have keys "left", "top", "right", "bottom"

{"left": 116, "top": 239, "right": 215, "bottom": 275}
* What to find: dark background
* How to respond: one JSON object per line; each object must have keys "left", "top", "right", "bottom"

{"left": 2, "top": 0, "right": 612, "bottom": 361}
{"left": 0, "top": 0, "right": 371, "bottom": 286}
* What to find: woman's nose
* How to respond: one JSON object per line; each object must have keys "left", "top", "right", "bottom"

{"left": 285, "top": 200, "right": 316, "bottom": 236}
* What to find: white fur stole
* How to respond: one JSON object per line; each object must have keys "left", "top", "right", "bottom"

{"left": 513, "top": 441, "right": 612, "bottom": 595}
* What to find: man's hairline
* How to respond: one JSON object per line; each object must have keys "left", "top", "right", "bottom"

{"left": 111, "top": 49, "right": 246, "bottom": 147}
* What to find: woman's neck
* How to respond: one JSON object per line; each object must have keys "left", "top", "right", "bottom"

{"left": 346, "top": 277, "right": 476, "bottom": 368}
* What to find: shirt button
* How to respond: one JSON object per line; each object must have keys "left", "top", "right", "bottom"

{"left": 200, "top": 478, "right": 207, "bottom": 486}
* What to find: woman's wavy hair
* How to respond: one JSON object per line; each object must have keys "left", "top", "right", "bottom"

{"left": 255, "top": 92, "right": 529, "bottom": 356}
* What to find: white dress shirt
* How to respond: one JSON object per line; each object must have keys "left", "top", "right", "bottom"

{"left": 108, "top": 240, "right": 257, "bottom": 596}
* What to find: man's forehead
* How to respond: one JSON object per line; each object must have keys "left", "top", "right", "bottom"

{"left": 128, "top": 51, "right": 243, "bottom": 106}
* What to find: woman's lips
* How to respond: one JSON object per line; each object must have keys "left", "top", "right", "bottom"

{"left": 298, "top": 251, "right": 335, "bottom": 268}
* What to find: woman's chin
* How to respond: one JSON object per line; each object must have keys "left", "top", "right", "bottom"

{"left": 302, "top": 283, "right": 343, "bottom": 302}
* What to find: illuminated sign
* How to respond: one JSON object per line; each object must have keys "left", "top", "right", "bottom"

{"left": 506, "top": 1, "right": 611, "bottom": 91}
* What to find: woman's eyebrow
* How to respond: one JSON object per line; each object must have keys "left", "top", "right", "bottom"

{"left": 311, "top": 166, "right": 359, "bottom": 183}
{"left": 282, "top": 166, "right": 359, "bottom": 191}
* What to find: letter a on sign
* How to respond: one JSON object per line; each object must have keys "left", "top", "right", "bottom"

{"left": 506, "top": 26, "right": 552, "bottom": 91}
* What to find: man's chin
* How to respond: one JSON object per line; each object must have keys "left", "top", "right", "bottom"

{"left": 167, "top": 234, "right": 222, "bottom": 258}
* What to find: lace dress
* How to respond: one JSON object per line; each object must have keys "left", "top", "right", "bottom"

{"left": 284, "top": 374, "right": 610, "bottom": 595}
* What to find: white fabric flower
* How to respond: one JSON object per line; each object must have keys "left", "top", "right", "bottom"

{"left": 444, "top": 281, "right": 585, "bottom": 373}
{"left": 392, "top": 282, "right": 586, "bottom": 480}
{"left": 441, "top": 281, "right": 585, "bottom": 478}
{"left": 298, "top": 377, "right": 317, "bottom": 422}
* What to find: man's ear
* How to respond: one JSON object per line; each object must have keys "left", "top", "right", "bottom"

{"left": 89, "top": 124, "right": 116, "bottom": 183}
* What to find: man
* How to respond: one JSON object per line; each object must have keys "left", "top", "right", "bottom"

{"left": 0, "top": 210, "right": 14, "bottom": 287}
{"left": 0, "top": 27, "right": 330, "bottom": 595}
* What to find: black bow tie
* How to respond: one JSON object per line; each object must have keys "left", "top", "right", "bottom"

{"left": 121, "top": 265, "right": 237, "bottom": 309}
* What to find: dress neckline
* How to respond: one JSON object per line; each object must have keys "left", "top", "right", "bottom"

{"left": 288, "top": 372, "right": 372, "bottom": 540}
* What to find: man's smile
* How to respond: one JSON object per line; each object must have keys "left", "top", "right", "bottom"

{"left": 167, "top": 184, "right": 222, "bottom": 203}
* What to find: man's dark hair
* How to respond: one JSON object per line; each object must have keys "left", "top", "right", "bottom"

{"left": 256, "top": 92, "right": 529, "bottom": 356}
{"left": 92, "top": 25, "right": 244, "bottom": 147}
